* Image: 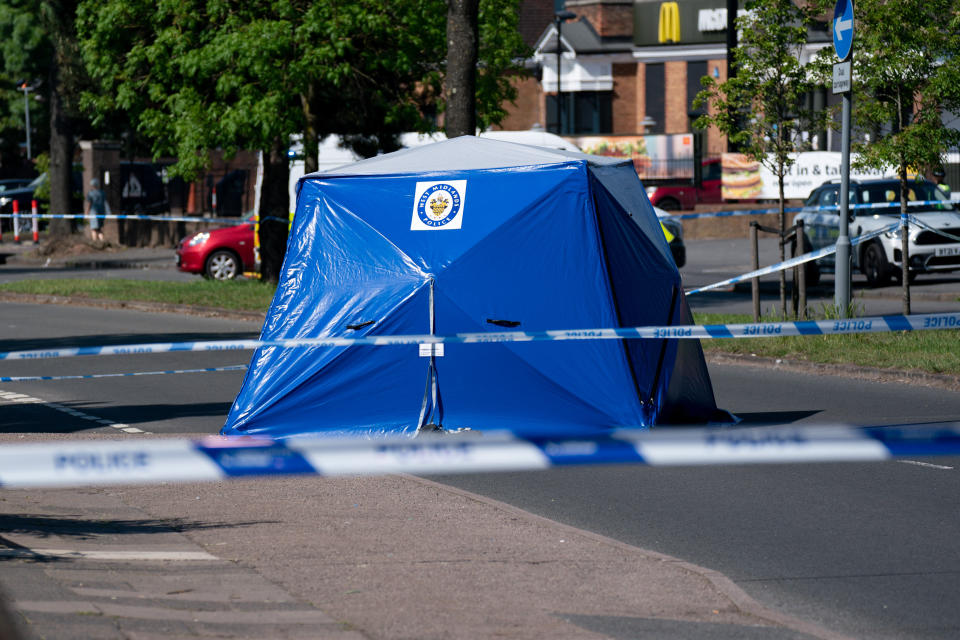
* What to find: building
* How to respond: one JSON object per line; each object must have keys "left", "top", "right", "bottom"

{"left": 501, "top": 0, "right": 836, "bottom": 158}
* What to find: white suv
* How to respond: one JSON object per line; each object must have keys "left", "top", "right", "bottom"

{"left": 795, "top": 178, "right": 960, "bottom": 287}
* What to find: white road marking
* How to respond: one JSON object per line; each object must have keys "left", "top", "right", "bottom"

{"left": 0, "top": 388, "right": 151, "bottom": 435}
{"left": 899, "top": 459, "right": 954, "bottom": 470}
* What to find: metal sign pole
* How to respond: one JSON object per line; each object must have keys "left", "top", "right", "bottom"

{"left": 836, "top": 89, "right": 852, "bottom": 316}
{"left": 832, "top": 0, "right": 854, "bottom": 317}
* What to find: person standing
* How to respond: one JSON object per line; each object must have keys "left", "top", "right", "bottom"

{"left": 85, "top": 177, "right": 107, "bottom": 242}
{"left": 933, "top": 167, "right": 951, "bottom": 198}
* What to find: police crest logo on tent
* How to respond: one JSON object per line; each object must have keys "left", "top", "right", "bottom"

{"left": 411, "top": 180, "right": 466, "bottom": 230}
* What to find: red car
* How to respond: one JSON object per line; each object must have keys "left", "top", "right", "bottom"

{"left": 176, "top": 215, "right": 256, "bottom": 280}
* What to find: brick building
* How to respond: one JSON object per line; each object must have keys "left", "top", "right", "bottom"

{"left": 501, "top": 0, "right": 835, "bottom": 158}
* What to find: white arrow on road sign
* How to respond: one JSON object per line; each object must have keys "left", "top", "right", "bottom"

{"left": 835, "top": 18, "right": 852, "bottom": 39}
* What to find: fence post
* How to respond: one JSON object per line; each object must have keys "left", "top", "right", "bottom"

{"left": 12, "top": 200, "right": 19, "bottom": 244}
{"left": 797, "top": 219, "right": 807, "bottom": 320}
{"left": 790, "top": 228, "right": 798, "bottom": 320}
{"left": 31, "top": 200, "right": 38, "bottom": 244}
{"left": 750, "top": 221, "right": 760, "bottom": 322}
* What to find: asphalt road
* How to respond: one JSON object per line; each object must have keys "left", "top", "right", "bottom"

{"left": 1, "top": 302, "right": 960, "bottom": 638}
{"left": 436, "top": 364, "right": 960, "bottom": 639}
{"left": 681, "top": 236, "right": 960, "bottom": 316}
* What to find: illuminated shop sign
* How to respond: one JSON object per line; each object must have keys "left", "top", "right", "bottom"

{"left": 634, "top": 0, "right": 745, "bottom": 46}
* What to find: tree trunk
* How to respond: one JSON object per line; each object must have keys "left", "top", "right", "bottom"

{"left": 899, "top": 164, "right": 911, "bottom": 315}
{"left": 779, "top": 173, "right": 787, "bottom": 319}
{"left": 444, "top": 0, "right": 479, "bottom": 138}
{"left": 258, "top": 138, "right": 291, "bottom": 284}
{"left": 47, "top": 57, "right": 74, "bottom": 237}
{"left": 300, "top": 85, "right": 319, "bottom": 175}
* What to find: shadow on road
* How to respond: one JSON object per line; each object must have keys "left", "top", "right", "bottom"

{"left": 0, "top": 401, "right": 235, "bottom": 433}
{"left": 732, "top": 410, "right": 822, "bottom": 424}
{"left": 0, "top": 513, "right": 273, "bottom": 563}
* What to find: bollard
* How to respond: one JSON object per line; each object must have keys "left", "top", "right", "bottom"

{"left": 212, "top": 185, "right": 218, "bottom": 215}
{"left": 11, "top": 200, "right": 19, "bottom": 244}
{"left": 31, "top": 200, "right": 38, "bottom": 243}
{"left": 797, "top": 220, "right": 807, "bottom": 320}
{"left": 750, "top": 221, "right": 760, "bottom": 322}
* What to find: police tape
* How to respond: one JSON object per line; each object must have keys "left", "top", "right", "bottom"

{"left": 1, "top": 424, "right": 959, "bottom": 488}
{"left": 0, "top": 364, "right": 247, "bottom": 383}
{"left": 670, "top": 200, "right": 949, "bottom": 221}
{"left": 0, "top": 312, "right": 958, "bottom": 362}
{"left": 685, "top": 222, "right": 899, "bottom": 294}
{"left": 908, "top": 214, "right": 960, "bottom": 243}
{"left": 0, "top": 213, "right": 249, "bottom": 225}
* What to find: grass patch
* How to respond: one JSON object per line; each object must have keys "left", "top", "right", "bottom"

{"left": 695, "top": 312, "right": 960, "bottom": 375}
{"left": 0, "top": 278, "right": 276, "bottom": 312}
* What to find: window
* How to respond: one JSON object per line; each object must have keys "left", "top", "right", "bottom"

{"left": 644, "top": 63, "right": 665, "bottom": 134}
{"left": 818, "top": 188, "right": 839, "bottom": 207}
{"left": 687, "top": 61, "right": 708, "bottom": 117}
{"left": 546, "top": 91, "right": 613, "bottom": 134}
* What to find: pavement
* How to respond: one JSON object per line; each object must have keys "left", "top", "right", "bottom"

{"left": 0, "top": 434, "right": 846, "bottom": 640}
{"left": 0, "top": 236, "right": 951, "bottom": 639}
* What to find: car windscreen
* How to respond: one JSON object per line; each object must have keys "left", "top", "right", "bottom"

{"left": 858, "top": 181, "right": 954, "bottom": 214}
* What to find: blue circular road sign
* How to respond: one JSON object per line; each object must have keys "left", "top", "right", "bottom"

{"left": 833, "top": 0, "right": 854, "bottom": 61}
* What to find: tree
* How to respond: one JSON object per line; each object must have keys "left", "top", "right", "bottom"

{"left": 824, "top": 0, "right": 960, "bottom": 314}
{"left": 445, "top": 0, "right": 479, "bottom": 137}
{"left": 78, "top": 0, "right": 527, "bottom": 281}
{"left": 695, "top": 0, "right": 831, "bottom": 319}
{"left": 0, "top": 0, "right": 94, "bottom": 234}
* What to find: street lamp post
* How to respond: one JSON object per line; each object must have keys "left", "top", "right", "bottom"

{"left": 554, "top": 10, "right": 576, "bottom": 135}
{"left": 19, "top": 81, "right": 33, "bottom": 160}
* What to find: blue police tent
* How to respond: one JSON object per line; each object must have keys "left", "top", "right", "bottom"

{"left": 222, "top": 136, "right": 723, "bottom": 438}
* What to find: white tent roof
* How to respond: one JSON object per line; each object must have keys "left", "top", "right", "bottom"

{"left": 313, "top": 135, "right": 627, "bottom": 177}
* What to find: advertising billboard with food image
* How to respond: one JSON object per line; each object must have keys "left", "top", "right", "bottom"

{"left": 574, "top": 134, "right": 694, "bottom": 180}
{"left": 721, "top": 153, "right": 763, "bottom": 200}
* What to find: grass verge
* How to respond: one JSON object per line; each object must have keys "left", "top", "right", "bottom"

{"left": 695, "top": 312, "right": 960, "bottom": 375}
{"left": 0, "top": 278, "right": 276, "bottom": 313}
{"left": 0, "top": 280, "right": 956, "bottom": 375}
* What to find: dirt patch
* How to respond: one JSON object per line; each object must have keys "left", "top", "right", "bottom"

{"left": 32, "top": 235, "right": 125, "bottom": 258}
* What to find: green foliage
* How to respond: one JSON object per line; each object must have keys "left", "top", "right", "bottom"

{"left": 695, "top": 0, "right": 831, "bottom": 183}
{"left": 0, "top": 0, "right": 52, "bottom": 163}
{"left": 817, "top": 0, "right": 960, "bottom": 180}
{"left": 76, "top": 0, "right": 528, "bottom": 178}
{"left": 32, "top": 151, "right": 49, "bottom": 200}
{"left": 475, "top": 0, "right": 531, "bottom": 131}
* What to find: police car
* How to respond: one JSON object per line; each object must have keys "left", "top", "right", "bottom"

{"left": 795, "top": 178, "right": 960, "bottom": 287}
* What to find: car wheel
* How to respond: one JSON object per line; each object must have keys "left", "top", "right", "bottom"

{"left": 657, "top": 197, "right": 681, "bottom": 211}
{"left": 205, "top": 250, "right": 240, "bottom": 280}
{"left": 862, "top": 242, "right": 891, "bottom": 287}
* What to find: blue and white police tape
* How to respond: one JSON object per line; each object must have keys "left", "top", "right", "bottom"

{"left": 907, "top": 215, "right": 960, "bottom": 244}
{"left": 0, "top": 213, "right": 250, "bottom": 225}
{"left": 685, "top": 221, "right": 900, "bottom": 294}
{"left": 0, "top": 364, "right": 247, "bottom": 383}
{"left": 669, "top": 200, "right": 950, "bottom": 221}
{"left": 1, "top": 312, "right": 957, "bottom": 362}
{"left": 2, "top": 423, "right": 959, "bottom": 488}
